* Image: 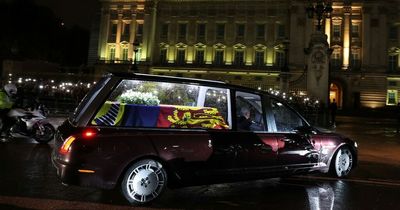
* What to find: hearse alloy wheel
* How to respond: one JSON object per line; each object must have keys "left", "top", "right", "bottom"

{"left": 121, "top": 159, "right": 167, "bottom": 205}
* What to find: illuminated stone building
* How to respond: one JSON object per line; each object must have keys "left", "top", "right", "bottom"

{"left": 93, "top": 0, "right": 400, "bottom": 109}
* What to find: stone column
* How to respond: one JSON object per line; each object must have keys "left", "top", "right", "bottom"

{"left": 99, "top": 8, "right": 110, "bottom": 60}
{"left": 139, "top": 0, "right": 158, "bottom": 64}
{"left": 342, "top": 6, "right": 351, "bottom": 70}
{"left": 362, "top": 6, "right": 371, "bottom": 66}
{"left": 129, "top": 12, "right": 137, "bottom": 61}
{"left": 146, "top": 0, "right": 158, "bottom": 64}
{"left": 115, "top": 12, "right": 123, "bottom": 61}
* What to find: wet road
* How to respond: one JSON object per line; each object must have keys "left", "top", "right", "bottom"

{"left": 0, "top": 116, "right": 400, "bottom": 210}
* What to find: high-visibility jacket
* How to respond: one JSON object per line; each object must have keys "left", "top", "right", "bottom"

{"left": 0, "top": 90, "right": 13, "bottom": 109}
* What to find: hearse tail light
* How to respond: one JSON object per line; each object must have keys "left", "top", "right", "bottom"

{"left": 82, "top": 129, "right": 97, "bottom": 139}
{"left": 60, "top": 136, "right": 76, "bottom": 154}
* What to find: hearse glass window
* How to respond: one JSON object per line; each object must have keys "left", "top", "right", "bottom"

{"left": 91, "top": 79, "right": 230, "bottom": 129}
{"left": 270, "top": 99, "right": 303, "bottom": 132}
{"left": 235, "top": 91, "right": 266, "bottom": 131}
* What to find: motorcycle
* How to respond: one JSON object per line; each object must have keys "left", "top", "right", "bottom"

{"left": 3, "top": 104, "right": 55, "bottom": 144}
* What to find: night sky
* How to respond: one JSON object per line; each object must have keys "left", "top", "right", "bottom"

{"left": 35, "top": 0, "right": 99, "bottom": 30}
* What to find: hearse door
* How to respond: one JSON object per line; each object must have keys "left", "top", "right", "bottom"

{"left": 207, "top": 91, "right": 278, "bottom": 176}
{"left": 268, "top": 98, "right": 319, "bottom": 169}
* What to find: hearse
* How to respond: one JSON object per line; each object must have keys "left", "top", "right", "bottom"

{"left": 52, "top": 73, "right": 357, "bottom": 205}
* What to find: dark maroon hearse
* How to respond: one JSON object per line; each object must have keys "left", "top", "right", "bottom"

{"left": 52, "top": 73, "right": 357, "bottom": 205}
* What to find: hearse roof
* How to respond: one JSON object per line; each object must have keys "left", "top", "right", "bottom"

{"left": 105, "top": 72, "right": 269, "bottom": 95}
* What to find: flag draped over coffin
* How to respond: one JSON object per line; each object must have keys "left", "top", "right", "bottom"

{"left": 92, "top": 101, "right": 228, "bottom": 129}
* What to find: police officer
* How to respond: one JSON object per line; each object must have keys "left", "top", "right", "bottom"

{"left": 0, "top": 83, "right": 17, "bottom": 138}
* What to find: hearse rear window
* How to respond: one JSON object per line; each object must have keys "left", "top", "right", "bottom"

{"left": 91, "top": 79, "right": 230, "bottom": 129}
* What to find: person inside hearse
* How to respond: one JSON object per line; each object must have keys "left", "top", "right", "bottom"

{"left": 237, "top": 106, "right": 254, "bottom": 131}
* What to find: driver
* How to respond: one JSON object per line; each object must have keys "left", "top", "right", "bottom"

{"left": 0, "top": 83, "right": 17, "bottom": 138}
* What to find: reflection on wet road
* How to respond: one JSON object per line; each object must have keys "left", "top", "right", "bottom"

{"left": 0, "top": 140, "right": 400, "bottom": 210}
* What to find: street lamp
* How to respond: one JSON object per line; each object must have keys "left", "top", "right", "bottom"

{"left": 130, "top": 40, "right": 140, "bottom": 73}
{"left": 306, "top": 0, "right": 333, "bottom": 31}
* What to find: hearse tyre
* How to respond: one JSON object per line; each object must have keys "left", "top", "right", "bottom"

{"left": 121, "top": 159, "right": 168, "bottom": 205}
{"left": 329, "top": 146, "right": 354, "bottom": 178}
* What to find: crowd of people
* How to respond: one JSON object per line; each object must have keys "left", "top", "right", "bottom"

{"left": 0, "top": 78, "right": 91, "bottom": 113}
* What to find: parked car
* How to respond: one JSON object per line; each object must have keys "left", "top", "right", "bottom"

{"left": 52, "top": 72, "right": 358, "bottom": 205}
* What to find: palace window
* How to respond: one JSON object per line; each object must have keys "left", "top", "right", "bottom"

{"left": 197, "top": 23, "right": 206, "bottom": 40}
{"left": 389, "top": 26, "right": 398, "bottom": 40}
{"left": 109, "top": 47, "right": 115, "bottom": 61}
{"left": 255, "top": 51, "right": 265, "bottom": 67}
{"left": 136, "top": 23, "right": 143, "bottom": 43}
{"left": 351, "top": 24, "right": 359, "bottom": 38}
{"left": 137, "top": 23, "right": 143, "bottom": 36}
{"left": 277, "top": 24, "right": 285, "bottom": 38}
{"left": 195, "top": 49, "right": 205, "bottom": 65}
{"left": 176, "top": 49, "right": 186, "bottom": 65}
{"left": 121, "top": 23, "right": 130, "bottom": 42}
{"left": 160, "top": 49, "right": 167, "bottom": 64}
{"left": 331, "top": 50, "right": 341, "bottom": 70}
{"left": 350, "top": 49, "right": 361, "bottom": 70}
{"left": 234, "top": 50, "right": 244, "bottom": 66}
{"left": 256, "top": 24, "right": 265, "bottom": 39}
{"left": 386, "top": 90, "right": 398, "bottom": 105}
{"left": 109, "top": 23, "right": 118, "bottom": 42}
{"left": 122, "top": 47, "right": 129, "bottom": 61}
{"left": 275, "top": 51, "right": 284, "bottom": 67}
{"left": 236, "top": 24, "right": 245, "bottom": 38}
{"left": 178, "top": 23, "right": 187, "bottom": 39}
{"left": 111, "top": 23, "right": 117, "bottom": 35}
{"left": 388, "top": 55, "right": 399, "bottom": 72}
{"left": 161, "top": 24, "right": 169, "bottom": 39}
{"left": 214, "top": 50, "right": 224, "bottom": 65}
{"left": 216, "top": 23, "right": 225, "bottom": 39}
{"left": 333, "top": 24, "right": 341, "bottom": 38}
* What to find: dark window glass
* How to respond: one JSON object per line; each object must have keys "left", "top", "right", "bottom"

{"left": 160, "top": 49, "right": 167, "bottom": 64}
{"left": 350, "top": 52, "right": 360, "bottom": 69}
{"left": 195, "top": 50, "right": 204, "bottom": 64}
{"left": 122, "top": 48, "right": 128, "bottom": 61}
{"left": 177, "top": 49, "right": 185, "bottom": 65}
{"left": 111, "top": 24, "right": 117, "bottom": 35}
{"left": 271, "top": 99, "right": 304, "bottom": 132}
{"left": 277, "top": 24, "right": 285, "bottom": 38}
{"left": 235, "top": 91, "right": 265, "bottom": 131}
{"left": 333, "top": 25, "right": 341, "bottom": 38}
{"left": 234, "top": 51, "right": 244, "bottom": 66}
{"left": 255, "top": 51, "right": 264, "bottom": 66}
{"left": 137, "top": 24, "right": 143, "bottom": 35}
{"left": 179, "top": 23, "right": 187, "bottom": 39}
{"left": 216, "top": 24, "right": 225, "bottom": 39}
{"left": 389, "top": 26, "right": 398, "bottom": 40}
{"left": 237, "top": 24, "right": 245, "bottom": 38}
{"left": 275, "top": 52, "right": 284, "bottom": 67}
{"left": 351, "top": 24, "right": 359, "bottom": 38}
{"left": 388, "top": 55, "right": 399, "bottom": 71}
{"left": 197, "top": 23, "right": 206, "bottom": 39}
{"left": 161, "top": 24, "right": 169, "bottom": 38}
{"left": 256, "top": 24, "right": 265, "bottom": 38}
{"left": 214, "top": 50, "right": 224, "bottom": 65}
{"left": 123, "top": 23, "right": 130, "bottom": 35}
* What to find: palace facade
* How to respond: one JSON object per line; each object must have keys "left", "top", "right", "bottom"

{"left": 91, "top": 0, "right": 400, "bottom": 109}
